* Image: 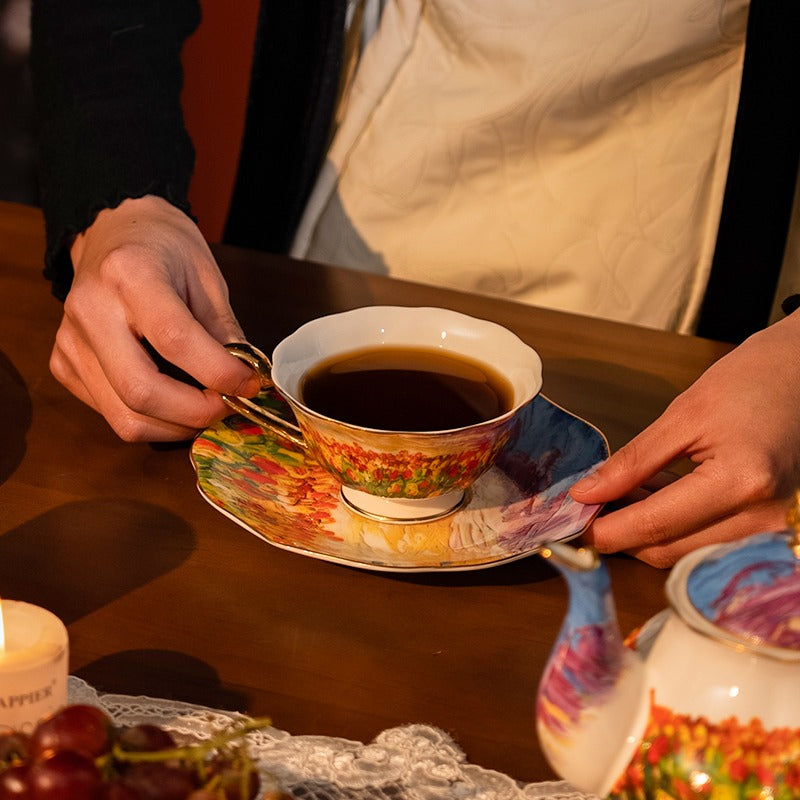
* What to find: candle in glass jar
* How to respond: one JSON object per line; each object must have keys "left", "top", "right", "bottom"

{"left": 0, "top": 599, "right": 69, "bottom": 733}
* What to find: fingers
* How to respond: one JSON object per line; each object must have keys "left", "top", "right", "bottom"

{"left": 54, "top": 199, "right": 264, "bottom": 442}
{"left": 113, "top": 289, "right": 259, "bottom": 399}
{"left": 51, "top": 320, "right": 229, "bottom": 441}
{"left": 68, "top": 245, "right": 259, "bottom": 400}
{"left": 570, "top": 414, "right": 688, "bottom": 504}
{"left": 50, "top": 349, "right": 202, "bottom": 442}
{"left": 131, "top": 264, "right": 258, "bottom": 397}
{"left": 581, "top": 459, "right": 789, "bottom": 567}
{"left": 592, "top": 470, "right": 680, "bottom": 509}
{"left": 571, "top": 393, "right": 792, "bottom": 567}
{"left": 566, "top": 314, "right": 800, "bottom": 566}
{"left": 602, "top": 497, "right": 788, "bottom": 568}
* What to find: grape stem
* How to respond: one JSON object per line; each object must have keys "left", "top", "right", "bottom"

{"left": 105, "top": 717, "right": 273, "bottom": 766}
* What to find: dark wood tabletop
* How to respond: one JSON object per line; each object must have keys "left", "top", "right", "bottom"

{"left": 0, "top": 200, "right": 733, "bottom": 783}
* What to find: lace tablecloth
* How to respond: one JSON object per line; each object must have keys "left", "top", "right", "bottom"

{"left": 68, "top": 677, "right": 596, "bottom": 800}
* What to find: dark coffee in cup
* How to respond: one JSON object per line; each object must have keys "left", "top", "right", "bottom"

{"left": 299, "top": 346, "right": 514, "bottom": 431}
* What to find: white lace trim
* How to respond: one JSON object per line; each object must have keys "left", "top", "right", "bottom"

{"left": 68, "top": 677, "right": 596, "bottom": 800}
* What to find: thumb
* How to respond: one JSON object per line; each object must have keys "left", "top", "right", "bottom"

{"left": 570, "top": 422, "right": 683, "bottom": 504}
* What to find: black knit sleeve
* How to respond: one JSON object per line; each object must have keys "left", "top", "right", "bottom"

{"left": 30, "top": 0, "right": 201, "bottom": 300}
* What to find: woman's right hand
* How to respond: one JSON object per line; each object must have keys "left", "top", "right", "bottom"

{"left": 51, "top": 195, "right": 261, "bottom": 441}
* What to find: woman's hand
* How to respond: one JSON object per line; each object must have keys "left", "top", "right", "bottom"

{"left": 50, "top": 195, "right": 260, "bottom": 441}
{"left": 570, "top": 312, "right": 800, "bottom": 567}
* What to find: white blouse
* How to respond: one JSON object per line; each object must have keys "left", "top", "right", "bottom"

{"left": 291, "top": 0, "right": 751, "bottom": 332}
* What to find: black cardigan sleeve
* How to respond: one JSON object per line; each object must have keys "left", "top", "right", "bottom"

{"left": 30, "top": 0, "right": 201, "bottom": 300}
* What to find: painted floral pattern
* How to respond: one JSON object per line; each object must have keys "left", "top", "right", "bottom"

{"left": 190, "top": 390, "right": 608, "bottom": 571}
{"left": 537, "top": 556, "right": 634, "bottom": 760}
{"left": 537, "top": 621, "right": 625, "bottom": 739}
{"left": 301, "top": 428, "right": 510, "bottom": 497}
{"left": 611, "top": 693, "right": 800, "bottom": 800}
{"left": 192, "top": 413, "right": 343, "bottom": 553}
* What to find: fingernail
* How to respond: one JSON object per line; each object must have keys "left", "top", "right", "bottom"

{"left": 240, "top": 374, "right": 261, "bottom": 397}
{"left": 571, "top": 473, "right": 598, "bottom": 494}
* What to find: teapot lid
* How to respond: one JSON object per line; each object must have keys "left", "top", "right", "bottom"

{"left": 666, "top": 528, "right": 800, "bottom": 660}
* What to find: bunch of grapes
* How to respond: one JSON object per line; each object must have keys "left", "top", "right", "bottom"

{"left": 0, "top": 704, "right": 282, "bottom": 800}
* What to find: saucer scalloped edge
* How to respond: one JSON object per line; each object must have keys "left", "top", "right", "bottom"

{"left": 190, "top": 390, "right": 609, "bottom": 572}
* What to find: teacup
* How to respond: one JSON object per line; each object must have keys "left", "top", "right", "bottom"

{"left": 222, "top": 306, "right": 542, "bottom": 522}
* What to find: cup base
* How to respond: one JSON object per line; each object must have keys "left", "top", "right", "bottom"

{"left": 340, "top": 486, "right": 467, "bottom": 524}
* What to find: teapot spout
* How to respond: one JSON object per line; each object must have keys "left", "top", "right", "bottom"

{"left": 536, "top": 544, "right": 649, "bottom": 796}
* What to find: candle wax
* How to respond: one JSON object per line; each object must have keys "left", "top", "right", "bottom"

{"left": 0, "top": 600, "right": 69, "bottom": 733}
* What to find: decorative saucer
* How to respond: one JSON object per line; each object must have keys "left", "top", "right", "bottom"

{"left": 190, "top": 390, "right": 608, "bottom": 572}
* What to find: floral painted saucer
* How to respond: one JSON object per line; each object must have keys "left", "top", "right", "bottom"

{"left": 190, "top": 390, "right": 609, "bottom": 572}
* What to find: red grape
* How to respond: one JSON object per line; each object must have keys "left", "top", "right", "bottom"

{"left": 27, "top": 750, "right": 102, "bottom": 800}
{"left": 116, "top": 726, "right": 176, "bottom": 754}
{"left": 0, "top": 763, "right": 32, "bottom": 799}
{"left": 97, "top": 780, "right": 142, "bottom": 800}
{"left": 30, "top": 705, "right": 113, "bottom": 759}
{"left": 4, "top": 705, "right": 272, "bottom": 800}
{"left": 120, "top": 763, "right": 198, "bottom": 800}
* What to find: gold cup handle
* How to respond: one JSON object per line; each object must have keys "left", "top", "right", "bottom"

{"left": 221, "top": 342, "right": 307, "bottom": 449}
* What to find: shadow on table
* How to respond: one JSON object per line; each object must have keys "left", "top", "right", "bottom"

{"left": 0, "top": 500, "right": 249, "bottom": 711}
{"left": 358, "top": 548, "right": 564, "bottom": 589}
{"left": 75, "top": 650, "right": 248, "bottom": 712}
{"left": 0, "top": 498, "right": 195, "bottom": 623}
{"left": 0, "top": 350, "right": 32, "bottom": 485}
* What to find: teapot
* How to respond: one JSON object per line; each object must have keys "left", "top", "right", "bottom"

{"left": 536, "top": 500, "right": 800, "bottom": 799}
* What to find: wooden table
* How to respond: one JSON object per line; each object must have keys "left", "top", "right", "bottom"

{"left": 0, "top": 201, "right": 732, "bottom": 783}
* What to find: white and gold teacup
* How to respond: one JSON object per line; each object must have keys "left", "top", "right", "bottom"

{"left": 222, "top": 306, "right": 542, "bottom": 522}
